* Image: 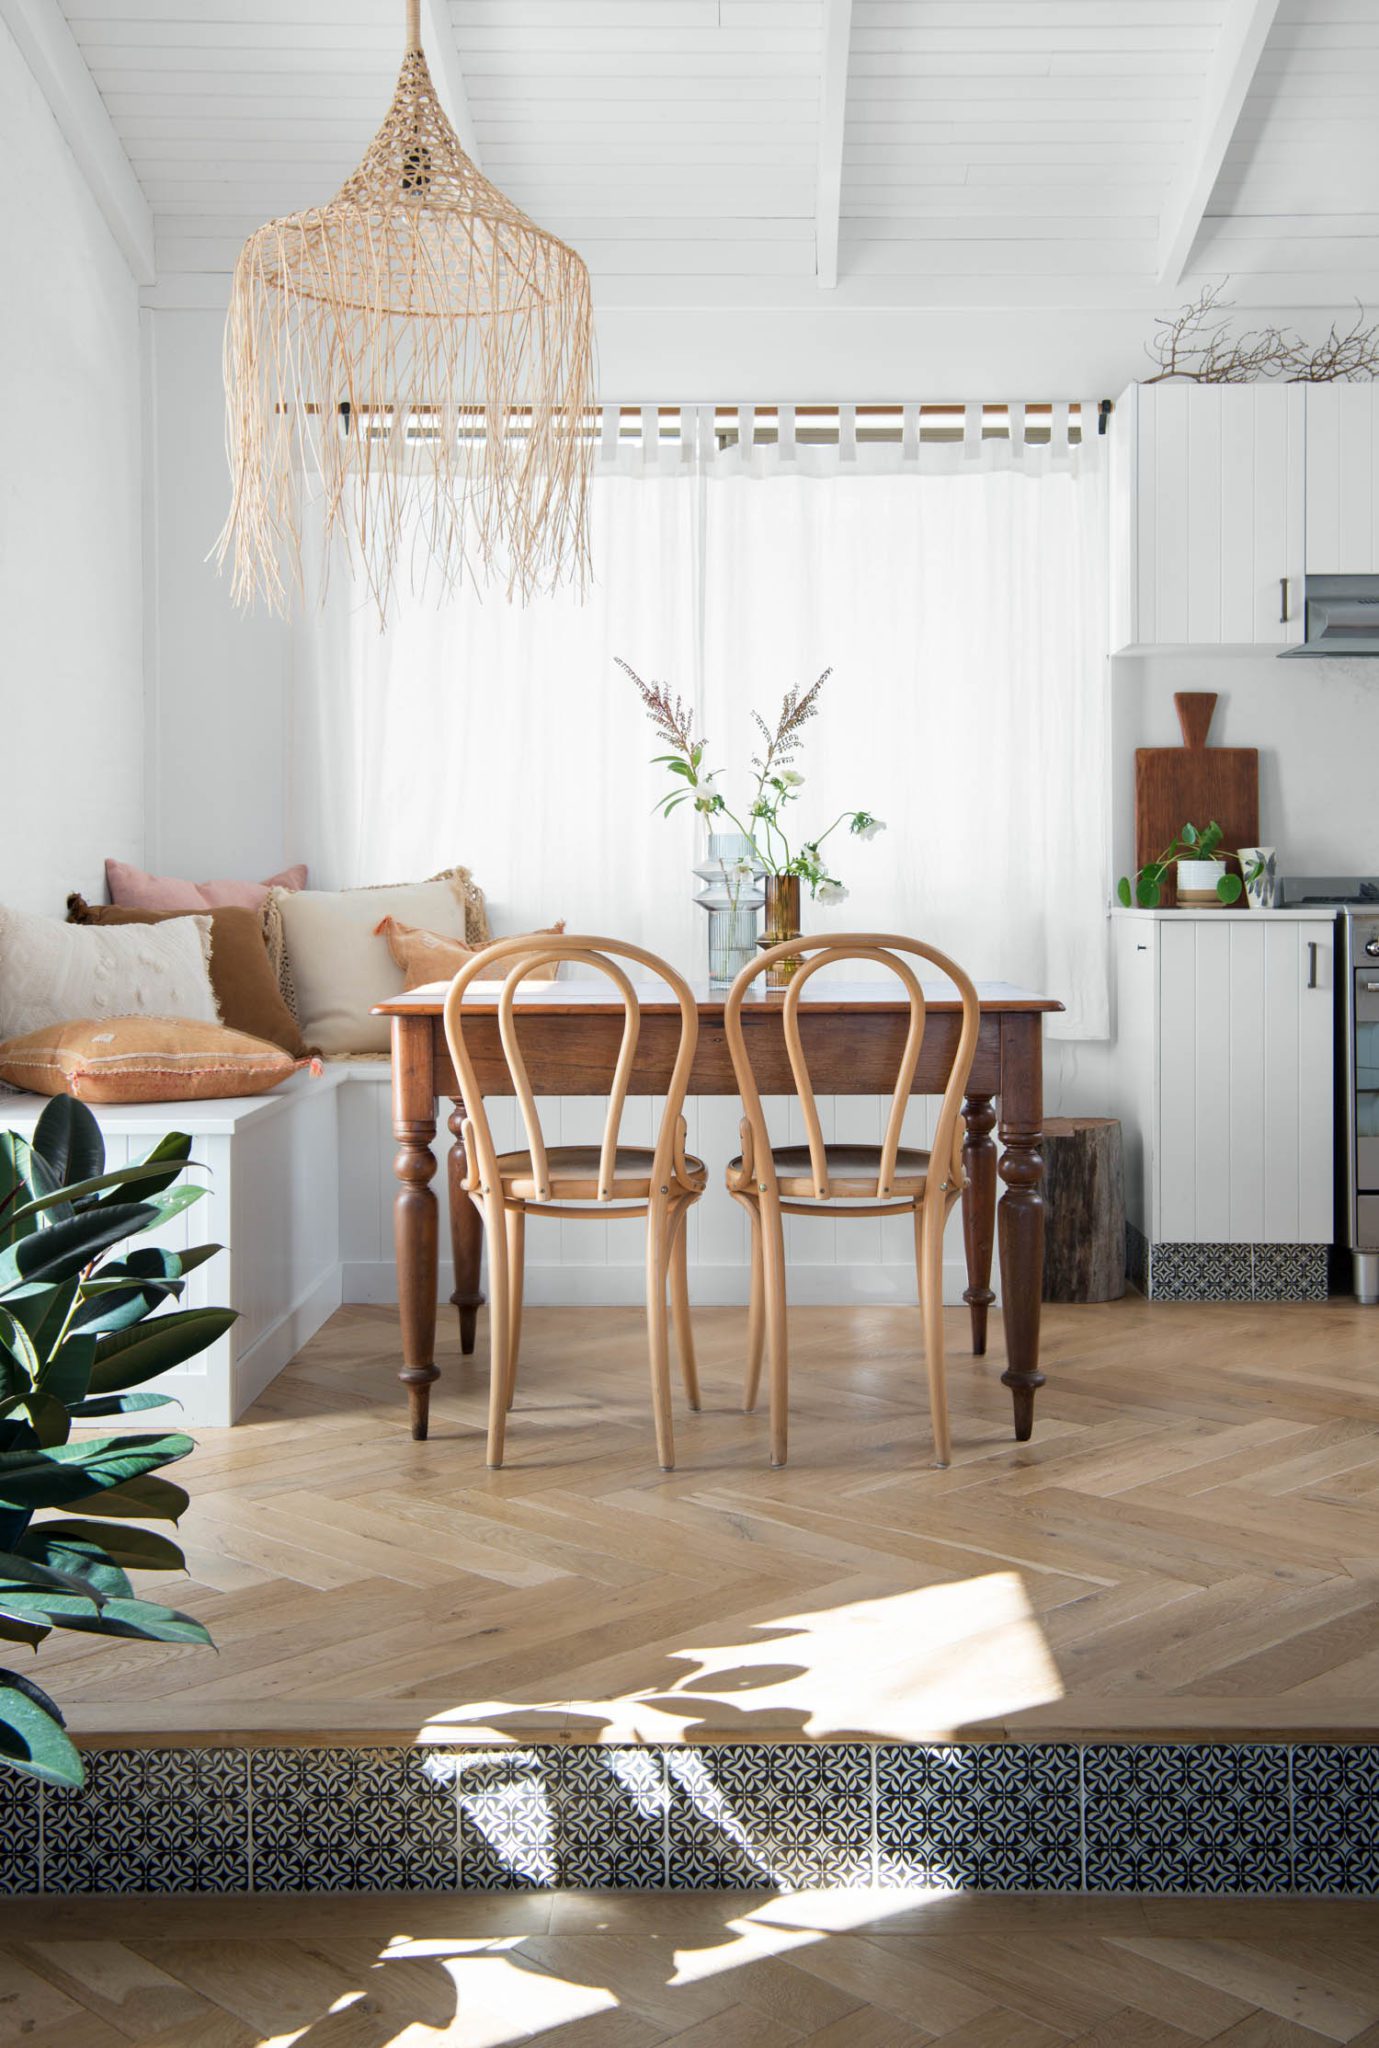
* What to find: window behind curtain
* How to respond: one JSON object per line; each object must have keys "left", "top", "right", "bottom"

{"left": 290, "top": 445, "right": 1109, "bottom": 1039}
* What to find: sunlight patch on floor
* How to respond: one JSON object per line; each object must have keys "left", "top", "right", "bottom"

{"left": 417, "top": 1569, "right": 1063, "bottom": 1744}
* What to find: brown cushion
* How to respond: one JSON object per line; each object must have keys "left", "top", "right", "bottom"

{"left": 68, "top": 898, "right": 308, "bottom": 1058}
{"left": 0, "top": 1017, "right": 301, "bottom": 1104}
{"left": 374, "top": 917, "right": 566, "bottom": 991}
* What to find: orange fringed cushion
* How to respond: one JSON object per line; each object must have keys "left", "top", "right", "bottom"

{"left": 0, "top": 1017, "right": 303, "bottom": 1104}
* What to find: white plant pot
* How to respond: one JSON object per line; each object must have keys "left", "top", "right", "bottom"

{"left": 1177, "top": 857, "right": 1228, "bottom": 907}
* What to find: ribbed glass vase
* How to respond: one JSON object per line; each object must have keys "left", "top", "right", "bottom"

{"left": 693, "top": 833, "right": 765, "bottom": 987}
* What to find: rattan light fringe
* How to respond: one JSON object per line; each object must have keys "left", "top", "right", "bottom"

{"left": 217, "top": 6, "right": 594, "bottom": 624}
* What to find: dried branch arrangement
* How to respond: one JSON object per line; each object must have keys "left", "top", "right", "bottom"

{"left": 1147, "top": 282, "right": 1379, "bottom": 385}
{"left": 218, "top": 9, "right": 594, "bottom": 624}
{"left": 751, "top": 669, "right": 830, "bottom": 782}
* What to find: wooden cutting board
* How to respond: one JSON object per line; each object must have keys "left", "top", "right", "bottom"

{"left": 1134, "top": 693, "right": 1259, "bottom": 908}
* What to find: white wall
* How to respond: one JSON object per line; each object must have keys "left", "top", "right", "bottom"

{"left": 143, "top": 308, "right": 287, "bottom": 882}
{"left": 0, "top": 20, "right": 142, "bottom": 915}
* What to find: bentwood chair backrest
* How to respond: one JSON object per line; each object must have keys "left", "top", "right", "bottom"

{"left": 442, "top": 935, "right": 700, "bottom": 1203}
{"left": 723, "top": 935, "right": 983, "bottom": 1202}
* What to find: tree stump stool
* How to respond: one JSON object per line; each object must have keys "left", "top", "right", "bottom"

{"left": 1041, "top": 1116, "right": 1126, "bottom": 1303}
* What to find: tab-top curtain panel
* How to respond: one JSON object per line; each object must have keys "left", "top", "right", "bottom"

{"left": 290, "top": 404, "right": 1109, "bottom": 1039}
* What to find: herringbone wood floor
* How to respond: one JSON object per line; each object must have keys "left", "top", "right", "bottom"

{"left": 42, "top": 1297, "right": 1379, "bottom": 1742}
{"left": 6, "top": 1893, "right": 1379, "bottom": 2046}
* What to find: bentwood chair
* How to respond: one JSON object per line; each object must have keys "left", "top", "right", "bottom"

{"left": 442, "top": 935, "right": 707, "bottom": 1470}
{"left": 724, "top": 935, "right": 981, "bottom": 1470}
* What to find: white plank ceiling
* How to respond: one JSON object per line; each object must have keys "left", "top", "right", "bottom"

{"left": 54, "top": 0, "right": 1379, "bottom": 307}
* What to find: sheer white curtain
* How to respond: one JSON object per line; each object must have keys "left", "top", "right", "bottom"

{"left": 701, "top": 462, "right": 1109, "bottom": 1037}
{"left": 290, "top": 436, "right": 1109, "bottom": 1037}
{"left": 290, "top": 472, "right": 703, "bottom": 964}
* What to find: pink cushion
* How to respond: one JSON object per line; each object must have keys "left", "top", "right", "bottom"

{"left": 105, "top": 859, "right": 308, "bottom": 913}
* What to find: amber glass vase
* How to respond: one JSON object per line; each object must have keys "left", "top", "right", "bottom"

{"left": 761, "top": 874, "right": 803, "bottom": 988}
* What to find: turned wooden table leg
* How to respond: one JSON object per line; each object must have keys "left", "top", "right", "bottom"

{"left": 997, "top": 1017, "right": 1046, "bottom": 1442}
{"left": 961, "top": 1091, "right": 997, "bottom": 1356}
{"left": 392, "top": 1016, "right": 440, "bottom": 1440}
{"left": 447, "top": 1100, "right": 485, "bottom": 1355}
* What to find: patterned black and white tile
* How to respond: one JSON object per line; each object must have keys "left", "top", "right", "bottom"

{"left": 876, "top": 1743, "right": 1081, "bottom": 1891}
{"left": 1293, "top": 1745, "right": 1379, "bottom": 1894}
{"left": 556, "top": 1746, "right": 668, "bottom": 1889}
{"left": 1253, "top": 1244, "right": 1330, "bottom": 1303}
{"left": 251, "top": 1746, "right": 456, "bottom": 1893}
{"left": 453, "top": 1747, "right": 561, "bottom": 1889}
{"left": 667, "top": 1744, "right": 873, "bottom": 1889}
{"left": 1083, "top": 1744, "right": 1292, "bottom": 1894}
{"left": 0, "top": 1763, "right": 41, "bottom": 1896}
{"left": 43, "top": 1747, "right": 250, "bottom": 1895}
{"left": 1148, "top": 1243, "right": 1254, "bottom": 1303}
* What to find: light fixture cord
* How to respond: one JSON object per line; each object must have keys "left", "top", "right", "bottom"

{"left": 405, "top": 0, "right": 421, "bottom": 53}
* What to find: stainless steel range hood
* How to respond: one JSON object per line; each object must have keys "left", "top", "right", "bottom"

{"left": 1279, "top": 574, "right": 1379, "bottom": 657}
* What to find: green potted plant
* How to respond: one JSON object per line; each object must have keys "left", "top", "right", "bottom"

{"left": 0, "top": 1097, "right": 232, "bottom": 1789}
{"left": 1118, "top": 821, "right": 1262, "bottom": 909}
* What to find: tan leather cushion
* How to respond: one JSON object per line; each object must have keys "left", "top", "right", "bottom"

{"left": 67, "top": 899, "right": 307, "bottom": 1058}
{"left": 375, "top": 917, "right": 566, "bottom": 993}
{"left": 0, "top": 1017, "right": 300, "bottom": 1104}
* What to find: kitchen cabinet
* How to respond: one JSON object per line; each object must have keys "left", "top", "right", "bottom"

{"left": 1110, "top": 383, "right": 1306, "bottom": 653}
{"left": 1306, "top": 385, "right": 1379, "bottom": 573}
{"left": 1113, "top": 911, "right": 1334, "bottom": 1294}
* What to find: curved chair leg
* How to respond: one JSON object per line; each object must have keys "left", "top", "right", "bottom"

{"left": 646, "top": 1196, "right": 676, "bottom": 1471}
{"left": 668, "top": 1195, "right": 701, "bottom": 1412}
{"left": 743, "top": 1198, "right": 765, "bottom": 1414}
{"left": 484, "top": 1192, "right": 512, "bottom": 1468}
{"left": 915, "top": 1194, "right": 952, "bottom": 1468}
{"left": 504, "top": 1207, "right": 525, "bottom": 1411}
{"left": 760, "top": 1192, "right": 790, "bottom": 1467}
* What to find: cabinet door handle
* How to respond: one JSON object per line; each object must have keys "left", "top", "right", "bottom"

{"left": 1308, "top": 941, "right": 1319, "bottom": 988}
{"left": 1280, "top": 576, "right": 1291, "bottom": 625}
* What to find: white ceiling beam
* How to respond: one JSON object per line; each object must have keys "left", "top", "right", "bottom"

{"left": 1156, "top": 0, "right": 1282, "bottom": 288}
{"left": 0, "top": 0, "right": 155, "bottom": 284}
{"left": 814, "top": 0, "right": 853, "bottom": 289}
{"left": 417, "top": 0, "right": 481, "bottom": 169}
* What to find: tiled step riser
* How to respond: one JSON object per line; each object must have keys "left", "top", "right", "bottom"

{"left": 2, "top": 1742, "right": 1375, "bottom": 1897}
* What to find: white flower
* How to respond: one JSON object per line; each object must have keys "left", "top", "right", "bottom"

{"left": 693, "top": 773, "right": 721, "bottom": 811}
{"left": 816, "top": 879, "right": 849, "bottom": 904}
{"left": 779, "top": 769, "right": 805, "bottom": 788}
{"left": 852, "top": 815, "right": 886, "bottom": 842}
{"left": 728, "top": 859, "right": 755, "bottom": 880}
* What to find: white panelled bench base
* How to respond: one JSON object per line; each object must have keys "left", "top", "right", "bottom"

{"left": 1, "top": 1070, "right": 346, "bottom": 1426}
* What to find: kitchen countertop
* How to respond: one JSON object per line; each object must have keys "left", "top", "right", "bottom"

{"left": 1112, "top": 905, "right": 1339, "bottom": 922}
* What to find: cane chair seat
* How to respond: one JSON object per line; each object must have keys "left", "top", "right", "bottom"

{"left": 726, "top": 1143, "right": 932, "bottom": 1199}
{"left": 496, "top": 1146, "right": 707, "bottom": 1202}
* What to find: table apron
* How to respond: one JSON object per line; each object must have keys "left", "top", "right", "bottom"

{"left": 427, "top": 1011, "right": 1003, "bottom": 1099}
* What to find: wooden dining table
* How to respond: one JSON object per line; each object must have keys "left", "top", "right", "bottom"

{"left": 376, "top": 977, "right": 1063, "bottom": 1444}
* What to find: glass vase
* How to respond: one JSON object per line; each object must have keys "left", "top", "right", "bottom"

{"left": 761, "top": 873, "right": 803, "bottom": 988}
{"left": 694, "top": 832, "right": 765, "bottom": 987}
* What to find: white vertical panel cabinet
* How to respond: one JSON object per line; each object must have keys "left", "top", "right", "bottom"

{"left": 1306, "top": 386, "right": 1379, "bottom": 573}
{"left": 1115, "top": 912, "right": 1333, "bottom": 1245}
{"left": 1110, "top": 382, "right": 1306, "bottom": 652}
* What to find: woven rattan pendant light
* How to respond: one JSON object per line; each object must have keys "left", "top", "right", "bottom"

{"left": 217, "top": 0, "right": 594, "bottom": 622}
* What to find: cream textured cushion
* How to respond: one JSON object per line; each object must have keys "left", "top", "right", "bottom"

{"left": 0, "top": 1017, "right": 298, "bottom": 1103}
{"left": 271, "top": 872, "right": 484, "bottom": 1056}
{"left": 0, "top": 906, "right": 220, "bottom": 1042}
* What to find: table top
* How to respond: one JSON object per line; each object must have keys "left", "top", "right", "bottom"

{"left": 375, "top": 977, "right": 1063, "bottom": 1018}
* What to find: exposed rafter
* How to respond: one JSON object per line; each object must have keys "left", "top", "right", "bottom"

{"left": 0, "top": 0, "right": 155, "bottom": 285}
{"left": 814, "top": 0, "right": 853, "bottom": 290}
{"left": 417, "top": 0, "right": 482, "bottom": 170}
{"left": 1157, "top": 0, "right": 1282, "bottom": 288}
